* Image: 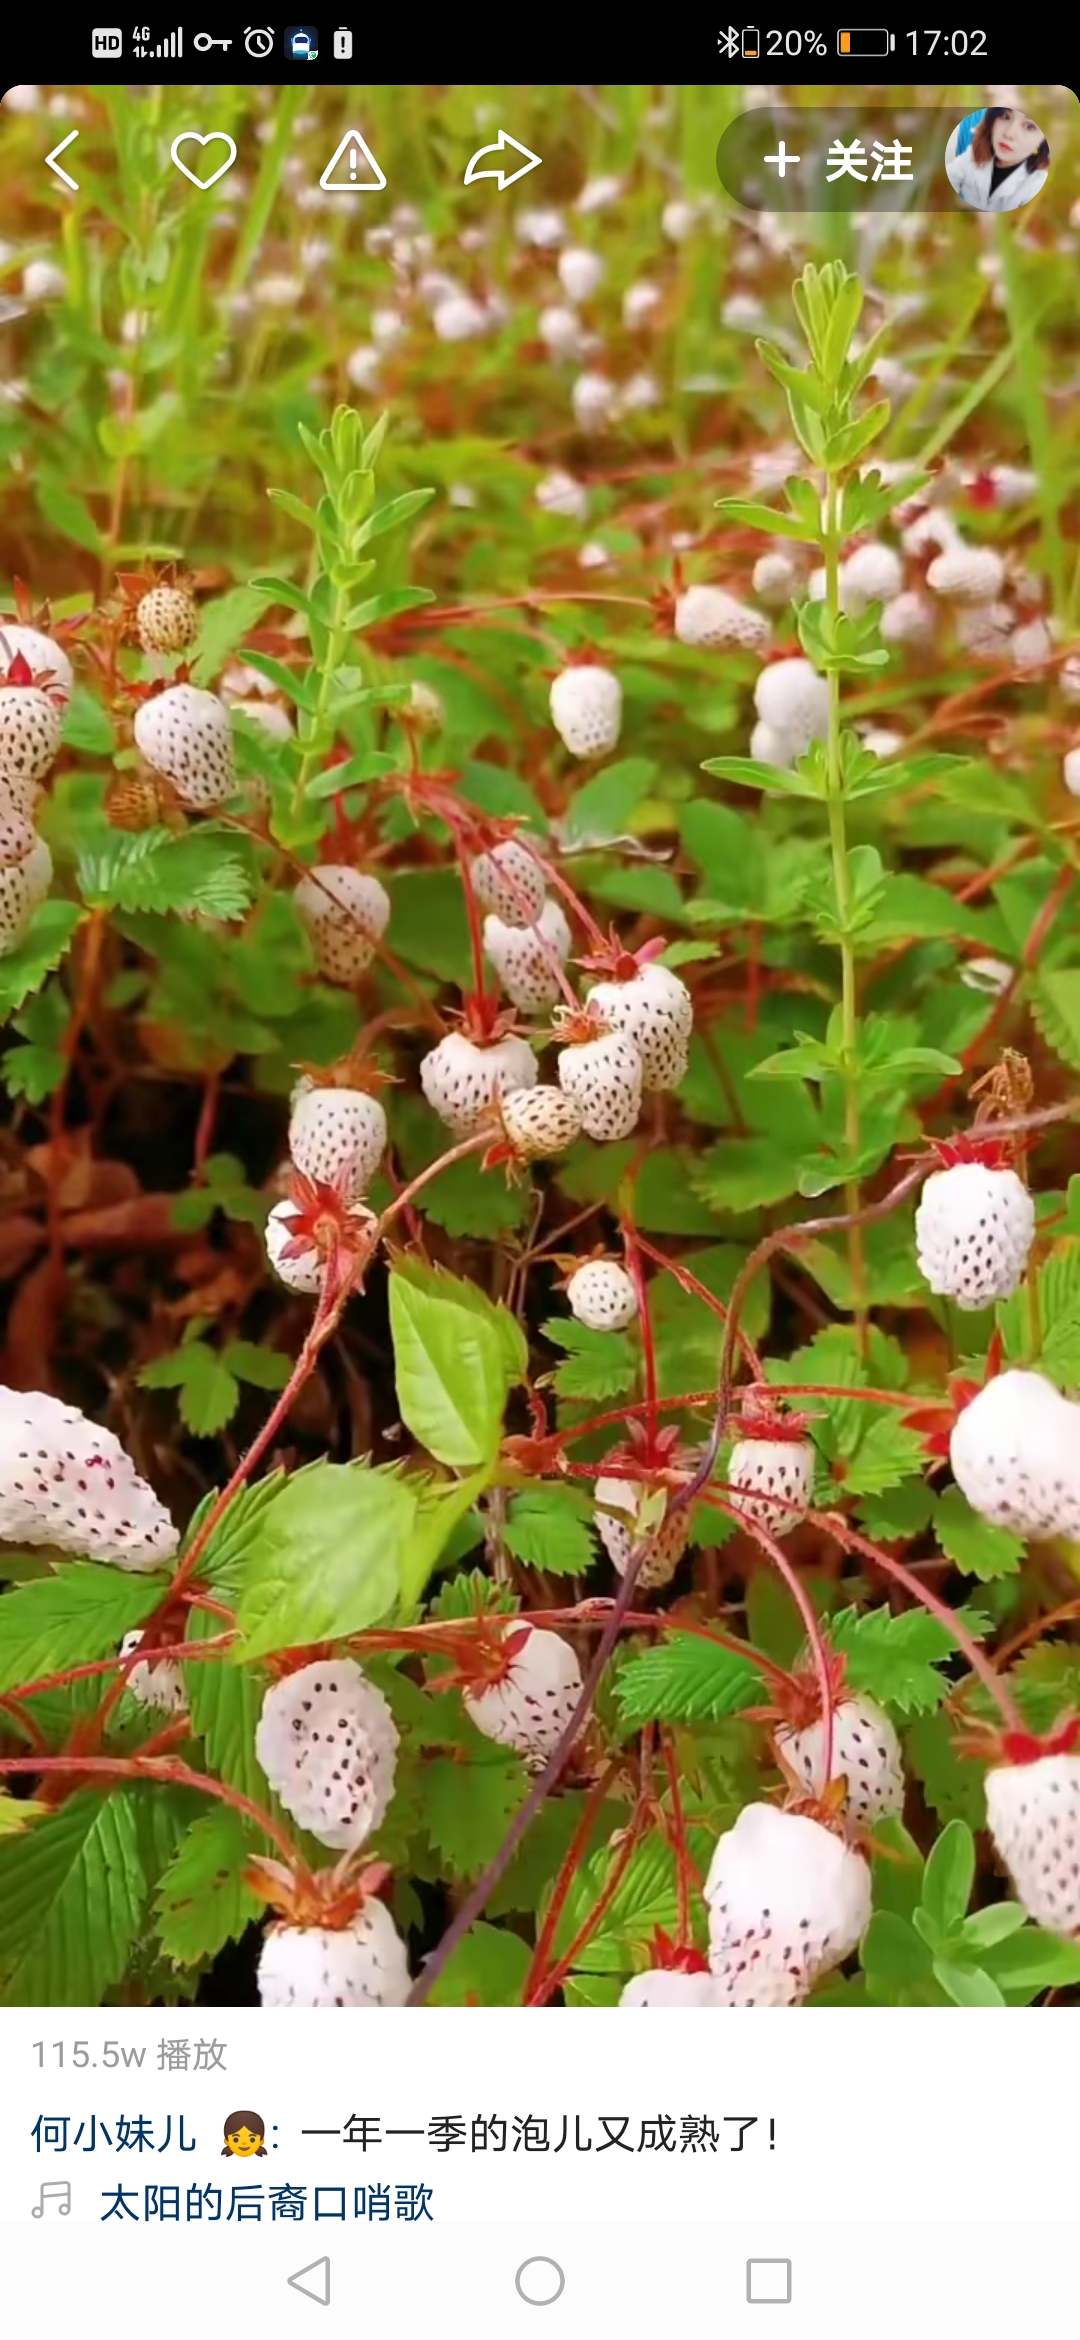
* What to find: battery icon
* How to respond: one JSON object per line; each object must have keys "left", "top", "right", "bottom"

{"left": 742, "top": 24, "right": 760, "bottom": 53}
{"left": 837, "top": 27, "right": 896, "bottom": 51}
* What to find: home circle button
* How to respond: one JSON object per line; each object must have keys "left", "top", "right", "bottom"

{"left": 515, "top": 2257, "right": 566, "bottom": 2306}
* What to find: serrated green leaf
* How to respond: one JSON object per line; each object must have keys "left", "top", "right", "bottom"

{"left": 0, "top": 1790, "right": 146, "bottom": 2005}
{"left": 184, "top": 1605, "right": 268, "bottom": 1813}
{"left": 540, "top": 1317, "right": 637, "bottom": 1402}
{"left": 615, "top": 1633, "right": 763, "bottom": 1725}
{"left": 503, "top": 1485, "right": 596, "bottom": 1577}
{"left": 0, "top": 902, "right": 84, "bottom": 1016}
{"left": 0, "top": 1566, "right": 165, "bottom": 1697}
{"left": 236, "top": 1460, "right": 410, "bottom": 1659}
{"left": 906, "top": 1709, "right": 986, "bottom": 1829}
{"left": 424, "top": 1751, "right": 528, "bottom": 1880}
{"left": 154, "top": 1806, "right": 263, "bottom": 1965}
{"left": 933, "top": 1485, "right": 1024, "bottom": 1581}
{"left": 389, "top": 1264, "right": 518, "bottom": 1467}
{"left": 427, "top": 1919, "right": 530, "bottom": 2007}
{"left": 427, "top": 1567, "right": 519, "bottom": 1621}
{"left": 221, "top": 1340, "right": 291, "bottom": 1392}
{"left": 832, "top": 1602, "right": 990, "bottom": 1716}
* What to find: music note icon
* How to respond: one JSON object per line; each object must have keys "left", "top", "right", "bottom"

{"left": 32, "top": 2180, "right": 71, "bottom": 2217}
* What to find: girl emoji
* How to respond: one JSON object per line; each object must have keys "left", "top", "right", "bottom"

{"left": 945, "top": 107, "right": 1050, "bottom": 213}
{"left": 222, "top": 2111, "right": 268, "bottom": 2158}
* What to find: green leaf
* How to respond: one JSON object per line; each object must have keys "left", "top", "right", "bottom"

{"left": 0, "top": 1790, "right": 147, "bottom": 2005}
{"left": 77, "top": 830, "right": 253, "bottom": 922}
{"left": 0, "top": 1566, "right": 165, "bottom": 1697}
{"left": 139, "top": 1342, "right": 240, "bottom": 1438}
{"left": 906, "top": 1709, "right": 986, "bottom": 1829}
{"left": 713, "top": 497, "right": 815, "bottom": 542}
{"left": 184, "top": 1469, "right": 287, "bottom": 1594}
{"left": 427, "top": 1920, "right": 530, "bottom": 2007}
{"left": 832, "top": 1602, "right": 990, "bottom": 1716}
{"left": 615, "top": 1633, "right": 764, "bottom": 1725}
{"left": 553, "top": 1832, "right": 686, "bottom": 1973}
{"left": 561, "top": 757, "right": 657, "bottom": 847}
{"left": 504, "top": 1485, "right": 596, "bottom": 1577}
{"left": 933, "top": 1485, "right": 1024, "bottom": 1581}
{"left": 540, "top": 1317, "right": 637, "bottom": 1402}
{"left": 861, "top": 1910, "right": 931, "bottom": 1985}
{"left": 933, "top": 1958, "right": 1005, "bottom": 2009}
{"left": 958, "top": 1902, "right": 1027, "bottom": 1952}
{"left": 979, "top": 1927, "right": 1080, "bottom": 1991}
{"left": 424, "top": 1752, "right": 528, "bottom": 1880}
{"left": 920, "top": 1819, "right": 975, "bottom": 1936}
{"left": 154, "top": 1806, "right": 263, "bottom": 1966}
{"left": 0, "top": 902, "right": 83, "bottom": 1016}
{"left": 184, "top": 1605, "right": 269, "bottom": 1812}
{"left": 36, "top": 477, "right": 105, "bottom": 554}
{"left": 699, "top": 753, "right": 822, "bottom": 801}
{"left": 221, "top": 1340, "right": 291, "bottom": 1392}
{"left": 236, "top": 1460, "right": 411, "bottom": 1659}
{"left": 190, "top": 584, "right": 272, "bottom": 683}
{"left": 1030, "top": 971, "right": 1080, "bottom": 1079}
{"left": 389, "top": 1263, "right": 519, "bottom": 1467}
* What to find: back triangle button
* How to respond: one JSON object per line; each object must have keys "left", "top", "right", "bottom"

{"left": 287, "top": 2255, "right": 331, "bottom": 2306}
{"left": 320, "top": 130, "right": 386, "bottom": 191}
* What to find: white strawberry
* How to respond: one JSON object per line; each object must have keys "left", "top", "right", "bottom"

{"left": 753, "top": 658, "right": 829, "bottom": 753}
{"left": 294, "top": 865, "right": 390, "bottom": 983}
{"left": 949, "top": 1369, "right": 1080, "bottom": 1541}
{"left": 915, "top": 1157, "right": 1035, "bottom": 1308}
{"left": 985, "top": 1751, "right": 1080, "bottom": 1937}
{"left": 0, "top": 661, "right": 62, "bottom": 796}
{"left": 593, "top": 1474, "right": 688, "bottom": 1590}
{"left": 926, "top": 545, "right": 1005, "bottom": 602}
{"left": 0, "top": 1385, "right": 178, "bottom": 1569}
{"left": 1063, "top": 748, "right": 1080, "bottom": 799}
{"left": 955, "top": 600, "right": 1014, "bottom": 659}
{"left": 0, "top": 831, "right": 51, "bottom": 954}
{"left": 549, "top": 665, "right": 622, "bottom": 758}
{"left": 420, "top": 1028, "right": 536, "bottom": 1136}
{"left": 752, "top": 549, "right": 802, "bottom": 606}
{"left": 880, "top": 590, "right": 935, "bottom": 648}
{"left": 620, "top": 1969, "right": 720, "bottom": 2007}
{"left": 119, "top": 1629, "right": 187, "bottom": 1717}
{"left": 727, "top": 1433, "right": 815, "bottom": 1534}
{"left": 470, "top": 838, "right": 546, "bottom": 927}
{"left": 232, "top": 697, "right": 294, "bottom": 741}
{"left": 535, "top": 469, "right": 590, "bottom": 521}
{"left": 673, "top": 585, "right": 770, "bottom": 653}
{"left": 566, "top": 1259, "right": 638, "bottom": 1332}
{"left": 256, "top": 1657, "right": 398, "bottom": 1849}
{"left": 557, "top": 246, "right": 605, "bottom": 302}
{"left": 136, "top": 584, "right": 199, "bottom": 656}
{"left": 775, "top": 1695, "right": 904, "bottom": 1826}
{"left": 484, "top": 899, "right": 572, "bottom": 1012}
{"left": 622, "top": 280, "right": 660, "bottom": 329}
{"left": 288, "top": 1080, "right": 387, "bottom": 1201}
{"left": 571, "top": 371, "right": 616, "bottom": 430}
{"left": 839, "top": 541, "right": 903, "bottom": 616}
{"left": 557, "top": 1024, "right": 643, "bottom": 1140}
{"left": 258, "top": 1898, "right": 411, "bottom": 2008}
{"left": 134, "top": 684, "right": 235, "bottom": 808}
{"left": 0, "top": 623, "right": 73, "bottom": 702}
{"left": 265, "top": 1194, "right": 376, "bottom": 1294}
{"left": 496, "top": 1084, "right": 582, "bottom": 1162}
{"left": 464, "top": 1625, "right": 583, "bottom": 1771}
{"left": 706, "top": 1802, "right": 871, "bottom": 2005}
{"left": 584, "top": 963, "right": 692, "bottom": 1094}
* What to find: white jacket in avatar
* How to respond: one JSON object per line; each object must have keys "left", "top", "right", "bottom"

{"left": 945, "top": 130, "right": 1048, "bottom": 213}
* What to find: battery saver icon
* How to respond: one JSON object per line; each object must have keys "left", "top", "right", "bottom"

{"left": 837, "top": 26, "right": 896, "bottom": 51}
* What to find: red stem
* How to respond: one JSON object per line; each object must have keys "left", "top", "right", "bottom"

{"left": 0, "top": 1752, "right": 313, "bottom": 1883}
{"left": 6, "top": 1632, "right": 236, "bottom": 1707}
{"left": 522, "top": 1756, "right": 623, "bottom": 2003}
{"left": 706, "top": 1493, "right": 836, "bottom": 1784}
{"left": 661, "top": 1733, "right": 697, "bottom": 1948}
{"left": 813, "top": 1507, "right": 1023, "bottom": 1733}
{"left": 621, "top": 1223, "right": 659, "bottom": 1458}
{"left": 634, "top": 1233, "right": 766, "bottom": 1380}
{"left": 526, "top": 1805, "right": 649, "bottom": 2007}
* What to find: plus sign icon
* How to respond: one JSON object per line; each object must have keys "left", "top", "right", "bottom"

{"left": 765, "top": 138, "right": 801, "bottom": 178}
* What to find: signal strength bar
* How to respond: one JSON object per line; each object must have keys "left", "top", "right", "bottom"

{"left": 150, "top": 25, "right": 183, "bottom": 52}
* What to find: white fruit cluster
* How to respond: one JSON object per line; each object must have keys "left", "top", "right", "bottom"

{"left": 0, "top": 625, "right": 69, "bottom": 957}
{"left": 266, "top": 1070, "right": 385, "bottom": 1294}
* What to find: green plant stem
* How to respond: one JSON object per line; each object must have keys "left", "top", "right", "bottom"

{"left": 823, "top": 472, "right": 867, "bottom": 1356}
{"left": 294, "top": 581, "right": 351, "bottom": 811}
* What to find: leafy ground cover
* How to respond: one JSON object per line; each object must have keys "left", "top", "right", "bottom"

{"left": 0, "top": 80, "right": 1079, "bottom": 2007}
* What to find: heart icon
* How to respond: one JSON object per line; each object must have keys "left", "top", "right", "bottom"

{"left": 170, "top": 132, "right": 238, "bottom": 190}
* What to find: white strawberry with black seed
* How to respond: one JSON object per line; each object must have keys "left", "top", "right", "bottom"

{"left": 915, "top": 1145, "right": 1035, "bottom": 1308}
{"left": 256, "top": 1657, "right": 398, "bottom": 1850}
{"left": 470, "top": 838, "right": 547, "bottom": 927}
{"left": 621, "top": 1969, "right": 720, "bottom": 2007}
{"left": 549, "top": 664, "right": 622, "bottom": 758}
{"left": 288, "top": 1079, "right": 387, "bottom": 1202}
{"left": 496, "top": 1084, "right": 582, "bottom": 1162}
{"left": 566, "top": 1259, "right": 638, "bottom": 1332}
{"left": 775, "top": 1694, "right": 904, "bottom": 1827}
{"left": 753, "top": 658, "right": 829, "bottom": 754}
{"left": 258, "top": 1898, "right": 411, "bottom": 2008}
{"left": 464, "top": 1625, "right": 583, "bottom": 1772}
{"left": 294, "top": 864, "right": 390, "bottom": 983}
{"left": 119, "top": 1629, "right": 187, "bottom": 1717}
{"left": 926, "top": 544, "right": 1004, "bottom": 603}
{"left": 0, "top": 1384, "right": 178, "bottom": 1569}
{"left": 0, "top": 829, "right": 51, "bottom": 954}
{"left": 136, "top": 584, "right": 199, "bottom": 656}
{"left": 556, "top": 1014, "right": 643, "bottom": 1141}
{"left": 265, "top": 1193, "right": 376, "bottom": 1294}
{"left": 420, "top": 1031, "right": 538, "bottom": 1136}
{"left": 0, "top": 624, "right": 73, "bottom": 703}
{"left": 673, "top": 585, "right": 770, "bottom": 652}
{"left": 727, "top": 1432, "right": 816, "bottom": 1535}
{"left": 949, "top": 1369, "right": 1080, "bottom": 1541}
{"left": 985, "top": 1741, "right": 1080, "bottom": 1937}
{"left": 706, "top": 1802, "right": 871, "bottom": 2005}
{"left": 484, "top": 899, "right": 572, "bottom": 1012}
{"left": 584, "top": 960, "right": 692, "bottom": 1094}
{"left": 0, "top": 655, "right": 63, "bottom": 798}
{"left": 134, "top": 684, "right": 235, "bottom": 808}
{"left": 593, "top": 1472, "right": 688, "bottom": 1590}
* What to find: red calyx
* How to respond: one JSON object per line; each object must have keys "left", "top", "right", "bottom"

{"left": 1002, "top": 1716, "right": 1080, "bottom": 1766}
{"left": 932, "top": 1132, "right": 1012, "bottom": 1171}
{"left": 280, "top": 1170, "right": 370, "bottom": 1263}
{"left": 648, "top": 1928, "right": 710, "bottom": 1974}
{"left": 967, "top": 472, "right": 998, "bottom": 510}
{"left": 576, "top": 926, "right": 669, "bottom": 982}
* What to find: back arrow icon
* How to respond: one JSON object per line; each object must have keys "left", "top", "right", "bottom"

{"left": 45, "top": 129, "right": 79, "bottom": 192}
{"left": 463, "top": 129, "right": 542, "bottom": 192}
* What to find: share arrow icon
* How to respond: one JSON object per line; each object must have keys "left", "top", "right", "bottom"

{"left": 463, "top": 129, "right": 542, "bottom": 192}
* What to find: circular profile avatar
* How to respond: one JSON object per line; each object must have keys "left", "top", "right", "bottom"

{"left": 945, "top": 106, "right": 1049, "bottom": 213}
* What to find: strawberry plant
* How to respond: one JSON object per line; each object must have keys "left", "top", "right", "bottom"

{"left": 1, "top": 83, "right": 1080, "bottom": 2008}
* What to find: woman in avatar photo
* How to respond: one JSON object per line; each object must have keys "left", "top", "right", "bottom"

{"left": 945, "top": 105, "right": 1050, "bottom": 211}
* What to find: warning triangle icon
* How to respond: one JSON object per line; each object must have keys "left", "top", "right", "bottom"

{"left": 320, "top": 129, "right": 386, "bottom": 191}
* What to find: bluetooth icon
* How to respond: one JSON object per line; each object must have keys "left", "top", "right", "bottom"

{"left": 717, "top": 24, "right": 740, "bottom": 53}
